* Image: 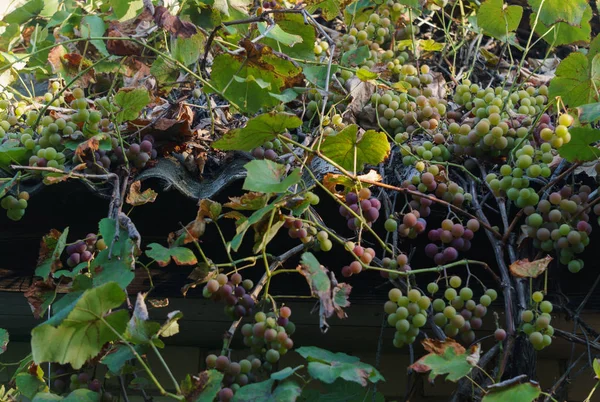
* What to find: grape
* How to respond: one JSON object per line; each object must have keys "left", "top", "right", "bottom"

{"left": 494, "top": 328, "right": 507, "bottom": 341}
{"left": 449, "top": 276, "right": 462, "bottom": 288}
{"left": 88, "top": 379, "right": 101, "bottom": 392}
{"left": 266, "top": 349, "right": 280, "bottom": 363}
{"left": 540, "top": 301, "right": 553, "bottom": 313}
{"left": 529, "top": 331, "right": 544, "bottom": 347}
{"left": 480, "top": 295, "right": 492, "bottom": 307}
{"left": 459, "top": 287, "right": 473, "bottom": 301}
{"left": 521, "top": 310, "right": 534, "bottom": 322}
{"left": 388, "top": 288, "right": 402, "bottom": 302}
{"left": 532, "top": 291, "right": 544, "bottom": 303}
{"left": 427, "top": 282, "right": 439, "bottom": 294}
{"left": 384, "top": 218, "right": 398, "bottom": 232}
{"left": 218, "top": 388, "right": 234, "bottom": 402}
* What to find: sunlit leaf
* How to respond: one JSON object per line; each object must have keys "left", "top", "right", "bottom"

{"left": 243, "top": 160, "right": 301, "bottom": 194}
{"left": 477, "top": 0, "right": 522, "bottom": 41}
{"left": 261, "top": 14, "right": 316, "bottom": 60}
{"left": 509, "top": 255, "right": 553, "bottom": 278}
{"left": 532, "top": 4, "right": 592, "bottom": 46}
{"left": 320, "top": 125, "right": 390, "bottom": 172}
{"left": 145, "top": 243, "right": 197, "bottom": 267}
{"left": 528, "top": 0, "right": 587, "bottom": 27}
{"left": 482, "top": 381, "right": 541, "bottom": 402}
{"left": 409, "top": 339, "right": 476, "bottom": 382}
{"left": 558, "top": 127, "right": 600, "bottom": 162}
{"left": 114, "top": 88, "right": 150, "bottom": 123}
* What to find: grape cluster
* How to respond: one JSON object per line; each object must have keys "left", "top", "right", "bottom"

{"left": 384, "top": 287, "right": 430, "bottom": 348}
{"left": 428, "top": 277, "right": 496, "bottom": 344}
{"left": 251, "top": 138, "right": 283, "bottom": 161}
{"left": 65, "top": 233, "right": 103, "bottom": 268}
{"left": 523, "top": 185, "right": 592, "bottom": 272}
{"left": 315, "top": 230, "right": 333, "bottom": 252}
{"left": 1, "top": 191, "right": 29, "bottom": 221}
{"left": 521, "top": 291, "right": 554, "bottom": 350}
{"left": 313, "top": 39, "right": 330, "bottom": 56}
{"left": 396, "top": 210, "right": 427, "bottom": 238}
{"left": 341, "top": 245, "right": 376, "bottom": 277}
{"left": 369, "top": 89, "right": 447, "bottom": 138}
{"left": 262, "top": 0, "right": 277, "bottom": 9}
{"left": 402, "top": 170, "right": 472, "bottom": 209}
{"left": 425, "top": 219, "right": 480, "bottom": 265}
{"left": 53, "top": 367, "right": 111, "bottom": 400}
{"left": 203, "top": 273, "right": 256, "bottom": 319}
{"left": 339, "top": 188, "right": 381, "bottom": 231}
{"left": 305, "top": 89, "right": 346, "bottom": 122}
{"left": 380, "top": 252, "right": 410, "bottom": 279}
{"left": 537, "top": 112, "right": 574, "bottom": 149}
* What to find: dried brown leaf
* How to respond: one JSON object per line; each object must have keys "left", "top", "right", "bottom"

{"left": 154, "top": 6, "right": 197, "bottom": 38}
{"left": 24, "top": 280, "right": 56, "bottom": 319}
{"left": 509, "top": 255, "right": 553, "bottom": 278}
{"left": 126, "top": 181, "right": 158, "bottom": 206}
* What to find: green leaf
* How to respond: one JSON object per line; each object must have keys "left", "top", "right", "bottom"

{"left": 260, "top": 14, "right": 316, "bottom": 60}
{"left": 532, "top": 4, "right": 592, "bottom": 46}
{"left": 114, "top": 88, "right": 150, "bottom": 123}
{"left": 145, "top": 243, "right": 198, "bottom": 267}
{"left": 557, "top": 127, "right": 600, "bottom": 162}
{"left": 208, "top": 51, "right": 303, "bottom": 113}
{"left": 101, "top": 343, "right": 147, "bottom": 373}
{"left": 409, "top": 339, "right": 474, "bottom": 382}
{"left": 341, "top": 45, "right": 369, "bottom": 66}
{"left": 528, "top": 0, "right": 587, "bottom": 27}
{"left": 0, "top": 139, "right": 28, "bottom": 170}
{"left": 548, "top": 37, "right": 600, "bottom": 107}
{"left": 109, "top": 0, "right": 144, "bottom": 21}
{"left": 477, "top": 0, "right": 522, "bottom": 40}
{"left": 482, "top": 381, "right": 541, "bottom": 402}
{"left": 192, "top": 370, "right": 224, "bottom": 402}
{"left": 594, "top": 358, "right": 600, "bottom": 379}
{"left": 269, "top": 88, "right": 301, "bottom": 102}
{"left": 172, "top": 32, "right": 205, "bottom": 66}
{"left": 0, "top": 172, "right": 20, "bottom": 199}
{"left": 302, "top": 64, "right": 339, "bottom": 88}
{"left": 33, "top": 389, "right": 100, "bottom": 401}
{"left": 31, "top": 282, "right": 129, "bottom": 369}
{"left": 232, "top": 379, "right": 302, "bottom": 402}
{"left": 213, "top": 112, "right": 301, "bottom": 151}
{"left": 229, "top": 197, "right": 282, "bottom": 252}
{"left": 305, "top": 0, "right": 346, "bottom": 20}
{"left": 253, "top": 216, "right": 285, "bottom": 253}
{"left": 80, "top": 16, "right": 108, "bottom": 56}
{"left": 16, "top": 371, "right": 47, "bottom": 399}
{"left": 356, "top": 68, "right": 378, "bottom": 81}
{"left": 296, "top": 345, "right": 383, "bottom": 386}
{"left": 0, "top": 328, "right": 8, "bottom": 354}
{"left": 577, "top": 102, "right": 600, "bottom": 124}
{"left": 3, "top": 0, "right": 44, "bottom": 24}
{"left": 320, "top": 125, "right": 390, "bottom": 172}
{"left": 300, "top": 379, "right": 385, "bottom": 402}
{"left": 36, "top": 228, "right": 69, "bottom": 279}
{"left": 213, "top": 0, "right": 251, "bottom": 17}
{"left": 258, "top": 23, "right": 302, "bottom": 47}
{"left": 150, "top": 56, "right": 179, "bottom": 86}
{"left": 91, "top": 246, "right": 135, "bottom": 289}
{"left": 243, "top": 160, "right": 301, "bottom": 194}
{"left": 158, "top": 310, "right": 183, "bottom": 338}
{"left": 271, "top": 366, "right": 304, "bottom": 381}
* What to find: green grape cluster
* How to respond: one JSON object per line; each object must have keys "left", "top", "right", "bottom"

{"left": 521, "top": 291, "right": 554, "bottom": 350}
{"left": 313, "top": 39, "right": 330, "bottom": 56}
{"left": 338, "top": 6, "right": 404, "bottom": 53}
{"left": 41, "top": 81, "right": 65, "bottom": 107}
{"left": 384, "top": 287, "right": 430, "bottom": 348}
{"left": 538, "top": 113, "right": 574, "bottom": 149}
{"left": 305, "top": 89, "right": 346, "bottom": 122}
{"left": 240, "top": 310, "right": 296, "bottom": 368}
{"left": 369, "top": 88, "right": 448, "bottom": 138}
{"left": 429, "top": 277, "right": 497, "bottom": 344}
{"left": 0, "top": 191, "right": 29, "bottom": 221}
{"left": 523, "top": 184, "right": 592, "bottom": 272}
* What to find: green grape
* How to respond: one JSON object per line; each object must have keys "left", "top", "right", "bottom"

{"left": 443, "top": 306, "right": 456, "bottom": 319}
{"left": 320, "top": 239, "right": 333, "bottom": 252}
{"left": 396, "top": 306, "right": 409, "bottom": 319}
{"left": 532, "top": 291, "right": 544, "bottom": 303}
{"left": 427, "top": 282, "right": 439, "bottom": 294}
{"left": 417, "top": 296, "right": 431, "bottom": 310}
{"left": 384, "top": 218, "right": 398, "bottom": 232}
{"left": 480, "top": 295, "right": 492, "bottom": 307}
{"left": 529, "top": 331, "right": 543, "bottom": 346}
{"left": 432, "top": 298, "right": 445, "bottom": 312}
{"left": 485, "top": 289, "right": 498, "bottom": 301}
{"left": 412, "top": 313, "right": 427, "bottom": 328}
{"left": 459, "top": 287, "right": 473, "bottom": 301}
{"left": 396, "top": 319, "right": 410, "bottom": 333}
{"left": 388, "top": 288, "right": 402, "bottom": 302}
{"left": 521, "top": 310, "right": 534, "bottom": 322}
{"left": 444, "top": 288, "right": 457, "bottom": 301}
{"left": 407, "top": 289, "right": 421, "bottom": 302}
{"left": 449, "top": 276, "right": 462, "bottom": 288}
{"left": 540, "top": 301, "right": 553, "bottom": 313}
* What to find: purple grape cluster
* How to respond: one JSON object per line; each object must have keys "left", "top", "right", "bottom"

{"left": 425, "top": 219, "right": 480, "bottom": 265}
{"left": 66, "top": 233, "right": 99, "bottom": 267}
{"left": 397, "top": 210, "right": 427, "bottom": 238}
{"left": 203, "top": 273, "right": 255, "bottom": 319}
{"left": 113, "top": 135, "right": 157, "bottom": 169}
{"left": 339, "top": 188, "right": 381, "bottom": 230}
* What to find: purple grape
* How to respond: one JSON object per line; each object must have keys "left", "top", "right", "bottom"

{"left": 88, "top": 379, "right": 101, "bottom": 392}
{"left": 360, "top": 199, "right": 372, "bottom": 211}
{"left": 264, "top": 149, "right": 278, "bottom": 161}
{"left": 66, "top": 244, "right": 78, "bottom": 255}
{"left": 252, "top": 147, "right": 264, "bottom": 159}
{"left": 85, "top": 233, "right": 97, "bottom": 245}
{"left": 450, "top": 238, "right": 465, "bottom": 251}
{"left": 277, "top": 316, "right": 289, "bottom": 326}
{"left": 346, "top": 192, "right": 358, "bottom": 204}
{"left": 220, "top": 284, "right": 233, "bottom": 296}
{"left": 53, "top": 379, "right": 66, "bottom": 392}
{"left": 151, "top": 149, "right": 158, "bottom": 159}
{"left": 433, "top": 253, "right": 445, "bottom": 265}
{"left": 347, "top": 218, "right": 358, "bottom": 231}
{"left": 234, "top": 305, "right": 247, "bottom": 317}
{"left": 349, "top": 203, "right": 360, "bottom": 214}
{"left": 129, "top": 143, "right": 140, "bottom": 154}
{"left": 415, "top": 218, "right": 427, "bottom": 232}
{"left": 443, "top": 247, "right": 458, "bottom": 261}
{"left": 140, "top": 140, "right": 153, "bottom": 153}
{"left": 364, "top": 207, "right": 379, "bottom": 222}
{"left": 370, "top": 198, "right": 381, "bottom": 210}
{"left": 37, "top": 158, "right": 47, "bottom": 167}
{"left": 339, "top": 205, "right": 348, "bottom": 217}
{"left": 75, "top": 241, "right": 87, "bottom": 254}
{"left": 80, "top": 250, "right": 92, "bottom": 262}
{"left": 234, "top": 286, "right": 246, "bottom": 297}
{"left": 67, "top": 253, "right": 81, "bottom": 267}
{"left": 78, "top": 372, "right": 90, "bottom": 383}
{"left": 241, "top": 294, "right": 255, "bottom": 308}
{"left": 425, "top": 243, "right": 438, "bottom": 258}
{"left": 428, "top": 229, "right": 441, "bottom": 242}
{"left": 470, "top": 317, "right": 482, "bottom": 329}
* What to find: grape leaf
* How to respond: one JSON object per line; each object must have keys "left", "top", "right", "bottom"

{"left": 477, "top": 0, "right": 523, "bottom": 40}
{"left": 482, "top": 381, "right": 541, "bottom": 402}
{"left": 158, "top": 310, "right": 183, "bottom": 338}
{"left": 242, "top": 159, "right": 301, "bottom": 194}
{"left": 0, "top": 172, "right": 19, "bottom": 198}
{"left": 558, "top": 127, "right": 600, "bottom": 162}
{"left": 172, "top": 32, "right": 205, "bottom": 66}
{"left": 0, "top": 328, "right": 8, "bottom": 354}
{"left": 126, "top": 181, "right": 158, "bottom": 206}
{"left": 532, "top": 4, "right": 592, "bottom": 46}
{"left": 33, "top": 389, "right": 100, "bottom": 401}
{"left": 549, "top": 46, "right": 600, "bottom": 107}
{"left": 271, "top": 366, "right": 304, "bottom": 381}
{"left": 35, "top": 228, "right": 69, "bottom": 279}
{"left": 528, "top": 0, "right": 587, "bottom": 27}
{"left": 509, "top": 255, "right": 553, "bottom": 278}
{"left": 594, "top": 358, "right": 600, "bottom": 379}
{"left": 208, "top": 42, "right": 303, "bottom": 113}
{"left": 213, "top": 112, "right": 302, "bottom": 151}
{"left": 320, "top": 125, "right": 391, "bottom": 172}
{"left": 341, "top": 46, "right": 369, "bottom": 66}
{"left": 80, "top": 16, "right": 108, "bottom": 56}
{"left": 114, "top": 88, "right": 150, "bottom": 123}
{"left": 224, "top": 192, "right": 270, "bottom": 210}
{"left": 31, "top": 282, "right": 129, "bottom": 369}
{"left": 229, "top": 197, "right": 282, "bottom": 252}
{"left": 3, "top": 0, "right": 44, "bottom": 24}
{"left": 260, "top": 14, "right": 316, "bottom": 60}
{"left": 15, "top": 370, "right": 47, "bottom": 399}
{"left": 305, "top": 0, "right": 352, "bottom": 20}
{"left": 109, "top": 0, "right": 144, "bottom": 21}
{"left": 145, "top": 243, "right": 198, "bottom": 267}
{"left": 258, "top": 23, "right": 302, "bottom": 47}
{"left": 578, "top": 102, "right": 600, "bottom": 124}
{"left": 213, "top": 0, "right": 251, "bottom": 17}
{"left": 232, "top": 378, "right": 302, "bottom": 402}
{"left": 0, "top": 139, "right": 28, "bottom": 170}
{"left": 356, "top": 68, "right": 378, "bottom": 81}
{"left": 303, "top": 64, "right": 339, "bottom": 88}
{"left": 409, "top": 339, "right": 476, "bottom": 382}
{"left": 296, "top": 345, "right": 383, "bottom": 386}
{"left": 91, "top": 219, "right": 135, "bottom": 289}
{"left": 101, "top": 343, "right": 147, "bottom": 373}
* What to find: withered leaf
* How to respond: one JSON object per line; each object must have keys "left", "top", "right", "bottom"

{"left": 409, "top": 339, "right": 477, "bottom": 383}
{"left": 509, "top": 255, "right": 553, "bottom": 278}
{"left": 126, "top": 181, "right": 158, "bottom": 206}
{"left": 154, "top": 6, "right": 197, "bottom": 38}
{"left": 24, "top": 280, "right": 56, "bottom": 319}
{"left": 224, "top": 192, "right": 270, "bottom": 210}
